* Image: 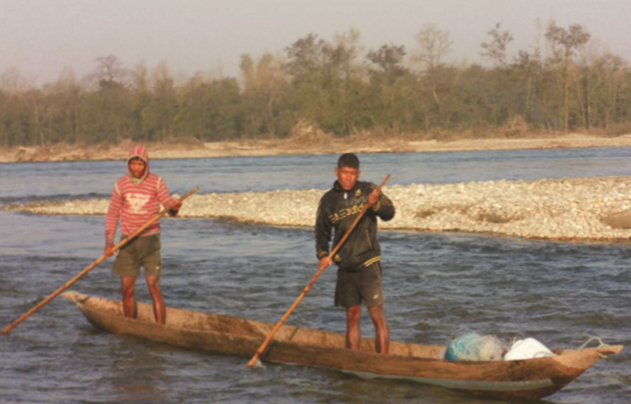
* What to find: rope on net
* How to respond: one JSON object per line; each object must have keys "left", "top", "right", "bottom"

{"left": 578, "top": 336, "right": 614, "bottom": 357}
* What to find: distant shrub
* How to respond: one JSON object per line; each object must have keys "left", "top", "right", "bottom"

{"left": 288, "top": 119, "right": 332, "bottom": 147}
{"left": 604, "top": 122, "right": 631, "bottom": 137}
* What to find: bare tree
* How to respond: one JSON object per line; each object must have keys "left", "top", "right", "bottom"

{"left": 50, "top": 68, "right": 82, "bottom": 144}
{"left": 0, "top": 67, "right": 34, "bottom": 93}
{"left": 240, "top": 52, "right": 288, "bottom": 137}
{"left": 84, "top": 55, "right": 131, "bottom": 89}
{"left": 412, "top": 24, "right": 453, "bottom": 72}
{"left": 412, "top": 24, "right": 454, "bottom": 127}
{"left": 545, "top": 20, "right": 591, "bottom": 131}
{"left": 331, "top": 28, "right": 365, "bottom": 81}
{"left": 481, "top": 23, "right": 514, "bottom": 70}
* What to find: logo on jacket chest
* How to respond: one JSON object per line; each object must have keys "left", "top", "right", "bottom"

{"left": 126, "top": 193, "right": 151, "bottom": 213}
{"left": 328, "top": 195, "right": 367, "bottom": 224}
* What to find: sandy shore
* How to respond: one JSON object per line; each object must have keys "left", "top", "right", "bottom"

{"left": 3, "top": 133, "right": 631, "bottom": 163}
{"left": 6, "top": 176, "right": 631, "bottom": 241}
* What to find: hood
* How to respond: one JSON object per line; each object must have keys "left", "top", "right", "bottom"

{"left": 127, "top": 145, "right": 150, "bottom": 181}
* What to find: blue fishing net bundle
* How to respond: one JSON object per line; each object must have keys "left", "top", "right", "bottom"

{"left": 444, "top": 331, "right": 505, "bottom": 361}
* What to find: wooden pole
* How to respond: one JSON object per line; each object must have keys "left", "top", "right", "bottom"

{"left": 1, "top": 186, "right": 200, "bottom": 336}
{"left": 247, "top": 175, "right": 390, "bottom": 367}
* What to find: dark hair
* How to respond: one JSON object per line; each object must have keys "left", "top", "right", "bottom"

{"left": 337, "top": 153, "right": 360, "bottom": 169}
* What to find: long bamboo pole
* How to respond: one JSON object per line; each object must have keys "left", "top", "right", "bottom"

{"left": 247, "top": 175, "right": 390, "bottom": 367}
{"left": 1, "top": 186, "right": 200, "bottom": 336}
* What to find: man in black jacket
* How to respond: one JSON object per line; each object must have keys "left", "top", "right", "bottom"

{"left": 315, "top": 153, "right": 395, "bottom": 354}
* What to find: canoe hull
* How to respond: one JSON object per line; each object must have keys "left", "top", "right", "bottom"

{"left": 62, "top": 291, "right": 623, "bottom": 400}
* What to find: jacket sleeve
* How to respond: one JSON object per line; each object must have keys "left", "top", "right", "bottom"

{"left": 315, "top": 197, "right": 332, "bottom": 260}
{"left": 105, "top": 183, "right": 123, "bottom": 244}
{"left": 370, "top": 183, "right": 395, "bottom": 222}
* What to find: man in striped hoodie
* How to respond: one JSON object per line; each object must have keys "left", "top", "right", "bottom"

{"left": 103, "top": 145, "right": 182, "bottom": 324}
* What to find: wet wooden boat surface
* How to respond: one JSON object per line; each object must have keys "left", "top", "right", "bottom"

{"left": 62, "top": 291, "right": 623, "bottom": 400}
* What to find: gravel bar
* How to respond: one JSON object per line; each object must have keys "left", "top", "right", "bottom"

{"left": 6, "top": 176, "right": 631, "bottom": 241}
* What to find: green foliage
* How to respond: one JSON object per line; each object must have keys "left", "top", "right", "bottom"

{"left": 1, "top": 21, "right": 631, "bottom": 148}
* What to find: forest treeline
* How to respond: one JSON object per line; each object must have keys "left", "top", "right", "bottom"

{"left": 1, "top": 20, "right": 631, "bottom": 148}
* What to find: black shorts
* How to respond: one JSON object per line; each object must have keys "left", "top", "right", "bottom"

{"left": 335, "top": 262, "right": 385, "bottom": 308}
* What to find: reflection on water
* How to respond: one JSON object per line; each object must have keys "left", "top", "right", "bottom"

{"left": 109, "top": 338, "right": 169, "bottom": 403}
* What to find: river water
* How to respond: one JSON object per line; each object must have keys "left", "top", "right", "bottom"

{"left": 1, "top": 148, "right": 630, "bottom": 404}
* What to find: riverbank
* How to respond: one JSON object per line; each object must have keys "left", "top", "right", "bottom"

{"left": 3, "top": 133, "right": 631, "bottom": 163}
{"left": 5, "top": 176, "right": 631, "bottom": 241}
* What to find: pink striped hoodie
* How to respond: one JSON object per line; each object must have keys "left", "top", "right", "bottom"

{"left": 105, "top": 145, "right": 176, "bottom": 244}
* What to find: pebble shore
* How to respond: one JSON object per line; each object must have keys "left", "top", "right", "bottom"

{"left": 6, "top": 176, "right": 631, "bottom": 241}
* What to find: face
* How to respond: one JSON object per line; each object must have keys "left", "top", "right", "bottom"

{"left": 128, "top": 159, "right": 147, "bottom": 179}
{"left": 335, "top": 166, "right": 360, "bottom": 191}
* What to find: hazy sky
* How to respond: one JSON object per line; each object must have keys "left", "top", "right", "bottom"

{"left": 2, "top": 0, "right": 630, "bottom": 86}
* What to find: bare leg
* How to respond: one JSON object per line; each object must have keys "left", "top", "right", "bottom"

{"left": 368, "top": 304, "right": 389, "bottom": 354}
{"left": 121, "top": 276, "right": 137, "bottom": 319}
{"left": 146, "top": 275, "right": 165, "bottom": 324}
{"left": 345, "top": 305, "right": 362, "bottom": 350}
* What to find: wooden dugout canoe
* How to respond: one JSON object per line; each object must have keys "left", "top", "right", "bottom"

{"left": 62, "top": 291, "right": 623, "bottom": 400}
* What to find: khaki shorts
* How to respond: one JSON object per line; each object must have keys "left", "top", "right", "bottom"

{"left": 335, "top": 262, "right": 385, "bottom": 308}
{"left": 113, "top": 234, "right": 162, "bottom": 277}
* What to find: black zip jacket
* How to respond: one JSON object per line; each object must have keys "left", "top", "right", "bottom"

{"left": 315, "top": 180, "right": 395, "bottom": 272}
